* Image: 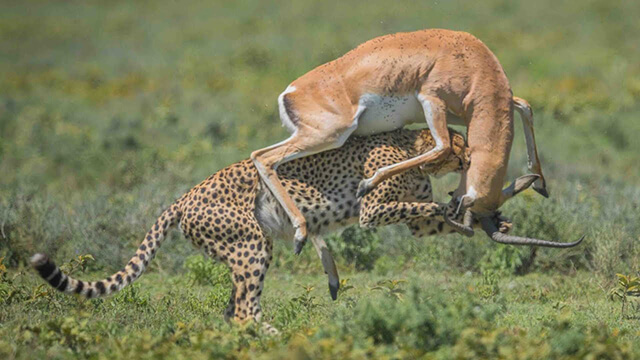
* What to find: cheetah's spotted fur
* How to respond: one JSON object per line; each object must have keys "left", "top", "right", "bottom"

{"left": 32, "top": 128, "right": 508, "bottom": 333}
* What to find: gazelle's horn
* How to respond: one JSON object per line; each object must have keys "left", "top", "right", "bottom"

{"left": 479, "top": 217, "right": 584, "bottom": 248}
{"left": 444, "top": 208, "right": 474, "bottom": 237}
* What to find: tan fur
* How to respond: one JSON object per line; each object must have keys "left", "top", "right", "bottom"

{"left": 251, "top": 29, "right": 546, "bottom": 245}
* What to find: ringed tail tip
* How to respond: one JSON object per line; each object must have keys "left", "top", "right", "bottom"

{"left": 30, "top": 253, "right": 49, "bottom": 268}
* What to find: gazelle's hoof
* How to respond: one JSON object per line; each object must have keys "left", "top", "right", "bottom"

{"left": 356, "top": 179, "right": 372, "bottom": 200}
{"left": 294, "top": 239, "right": 306, "bottom": 255}
{"left": 293, "top": 227, "right": 307, "bottom": 255}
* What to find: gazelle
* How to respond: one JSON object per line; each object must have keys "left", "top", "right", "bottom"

{"left": 251, "top": 29, "right": 548, "bottom": 247}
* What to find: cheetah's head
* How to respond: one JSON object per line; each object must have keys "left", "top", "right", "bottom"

{"left": 417, "top": 129, "right": 469, "bottom": 177}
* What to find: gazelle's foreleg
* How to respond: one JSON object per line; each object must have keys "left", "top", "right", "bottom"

{"left": 513, "top": 96, "right": 548, "bottom": 197}
{"left": 356, "top": 94, "right": 451, "bottom": 198}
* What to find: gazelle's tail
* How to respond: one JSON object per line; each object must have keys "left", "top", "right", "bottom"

{"left": 31, "top": 203, "right": 182, "bottom": 298}
{"left": 513, "top": 96, "right": 548, "bottom": 198}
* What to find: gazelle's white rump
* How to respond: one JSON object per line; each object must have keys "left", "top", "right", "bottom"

{"left": 278, "top": 85, "right": 298, "bottom": 133}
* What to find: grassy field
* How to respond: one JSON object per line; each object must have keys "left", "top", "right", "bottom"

{"left": 2, "top": 0, "right": 640, "bottom": 358}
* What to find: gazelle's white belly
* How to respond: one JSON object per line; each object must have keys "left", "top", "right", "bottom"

{"left": 353, "top": 94, "right": 424, "bottom": 136}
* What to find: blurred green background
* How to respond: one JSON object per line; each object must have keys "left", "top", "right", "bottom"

{"left": 1, "top": 0, "right": 640, "bottom": 358}
{"left": 2, "top": 0, "right": 639, "bottom": 271}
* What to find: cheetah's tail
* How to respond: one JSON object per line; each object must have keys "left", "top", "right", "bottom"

{"left": 30, "top": 203, "right": 182, "bottom": 299}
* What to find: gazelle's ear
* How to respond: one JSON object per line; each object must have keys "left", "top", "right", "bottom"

{"left": 501, "top": 174, "right": 540, "bottom": 204}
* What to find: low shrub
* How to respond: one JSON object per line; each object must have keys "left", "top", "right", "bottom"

{"left": 184, "top": 254, "right": 231, "bottom": 288}
{"left": 326, "top": 227, "right": 382, "bottom": 271}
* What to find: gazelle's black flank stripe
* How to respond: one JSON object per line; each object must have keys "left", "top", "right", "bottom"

{"left": 31, "top": 203, "right": 182, "bottom": 299}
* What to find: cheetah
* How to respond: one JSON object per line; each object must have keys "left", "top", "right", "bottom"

{"left": 31, "top": 127, "right": 512, "bottom": 333}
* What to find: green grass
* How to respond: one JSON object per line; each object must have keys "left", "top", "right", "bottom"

{"left": 2, "top": 0, "right": 640, "bottom": 358}
{"left": 2, "top": 261, "right": 639, "bottom": 358}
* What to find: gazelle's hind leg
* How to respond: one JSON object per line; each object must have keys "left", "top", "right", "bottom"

{"left": 251, "top": 123, "right": 358, "bottom": 249}
{"left": 513, "top": 96, "right": 548, "bottom": 197}
{"left": 356, "top": 93, "right": 451, "bottom": 198}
